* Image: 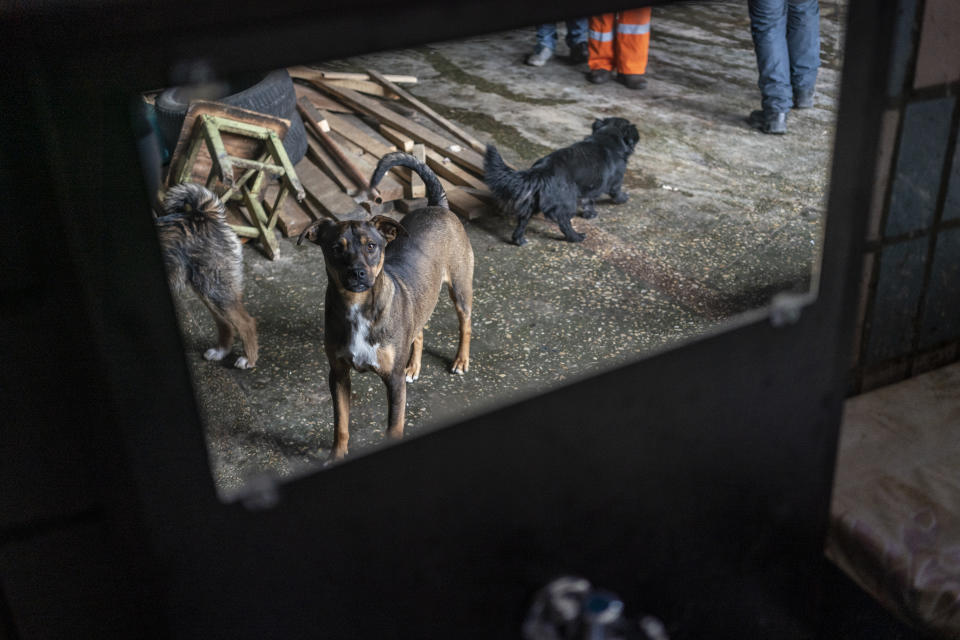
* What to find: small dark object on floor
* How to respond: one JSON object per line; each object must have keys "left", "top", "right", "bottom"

{"left": 748, "top": 109, "right": 788, "bottom": 134}
{"left": 484, "top": 117, "right": 639, "bottom": 245}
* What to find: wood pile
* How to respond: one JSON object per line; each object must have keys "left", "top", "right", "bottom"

{"left": 266, "top": 66, "right": 495, "bottom": 237}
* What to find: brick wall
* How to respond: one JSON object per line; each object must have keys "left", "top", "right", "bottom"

{"left": 851, "top": 0, "right": 960, "bottom": 393}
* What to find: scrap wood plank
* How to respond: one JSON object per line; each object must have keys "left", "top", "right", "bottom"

{"left": 293, "top": 82, "right": 354, "bottom": 114}
{"left": 408, "top": 144, "right": 427, "bottom": 198}
{"left": 322, "top": 78, "right": 400, "bottom": 100}
{"left": 297, "top": 96, "right": 379, "bottom": 202}
{"left": 264, "top": 181, "right": 313, "bottom": 237}
{"left": 443, "top": 184, "right": 487, "bottom": 220}
{"left": 295, "top": 154, "right": 366, "bottom": 222}
{"left": 337, "top": 140, "right": 405, "bottom": 202}
{"left": 321, "top": 109, "right": 396, "bottom": 158}
{"left": 366, "top": 68, "right": 486, "bottom": 156}
{"left": 312, "top": 81, "right": 486, "bottom": 178}
{"left": 288, "top": 66, "right": 417, "bottom": 84}
{"left": 306, "top": 137, "right": 356, "bottom": 194}
{"left": 424, "top": 147, "right": 487, "bottom": 190}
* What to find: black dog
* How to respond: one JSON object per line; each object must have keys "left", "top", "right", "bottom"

{"left": 484, "top": 117, "right": 639, "bottom": 245}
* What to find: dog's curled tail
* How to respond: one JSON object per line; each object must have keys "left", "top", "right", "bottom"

{"left": 370, "top": 152, "right": 448, "bottom": 209}
{"left": 162, "top": 183, "right": 226, "bottom": 222}
{"left": 483, "top": 144, "right": 538, "bottom": 216}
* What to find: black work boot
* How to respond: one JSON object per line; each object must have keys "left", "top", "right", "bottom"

{"left": 587, "top": 68, "right": 613, "bottom": 84}
{"left": 748, "top": 109, "right": 787, "bottom": 134}
{"left": 569, "top": 42, "right": 589, "bottom": 64}
{"left": 618, "top": 74, "right": 647, "bottom": 90}
{"left": 793, "top": 87, "right": 815, "bottom": 109}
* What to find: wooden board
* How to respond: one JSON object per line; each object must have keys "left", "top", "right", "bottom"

{"left": 424, "top": 148, "right": 487, "bottom": 190}
{"left": 408, "top": 144, "right": 426, "bottom": 198}
{"left": 444, "top": 185, "right": 487, "bottom": 220}
{"left": 322, "top": 78, "right": 399, "bottom": 99}
{"left": 295, "top": 154, "right": 365, "bottom": 221}
{"left": 323, "top": 110, "right": 396, "bottom": 158}
{"left": 306, "top": 138, "right": 356, "bottom": 194}
{"left": 293, "top": 82, "right": 354, "bottom": 114}
{"left": 313, "top": 82, "right": 486, "bottom": 177}
{"left": 366, "top": 68, "right": 486, "bottom": 155}
{"left": 288, "top": 66, "right": 417, "bottom": 84}
{"left": 264, "top": 182, "right": 313, "bottom": 237}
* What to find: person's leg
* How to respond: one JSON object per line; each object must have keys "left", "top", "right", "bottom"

{"left": 787, "top": 0, "right": 820, "bottom": 107}
{"left": 748, "top": 0, "right": 791, "bottom": 132}
{"left": 588, "top": 14, "right": 616, "bottom": 82}
{"left": 528, "top": 23, "right": 557, "bottom": 66}
{"left": 535, "top": 23, "right": 559, "bottom": 50}
{"left": 613, "top": 8, "right": 652, "bottom": 89}
{"left": 566, "top": 17, "right": 589, "bottom": 63}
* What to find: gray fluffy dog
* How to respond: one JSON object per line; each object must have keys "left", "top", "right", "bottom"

{"left": 156, "top": 183, "right": 258, "bottom": 369}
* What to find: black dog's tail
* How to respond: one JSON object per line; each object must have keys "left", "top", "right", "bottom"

{"left": 162, "top": 183, "right": 226, "bottom": 223}
{"left": 370, "top": 152, "right": 448, "bottom": 209}
{"left": 483, "top": 144, "right": 543, "bottom": 217}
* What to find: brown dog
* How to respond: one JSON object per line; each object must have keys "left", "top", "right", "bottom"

{"left": 299, "top": 152, "right": 474, "bottom": 460}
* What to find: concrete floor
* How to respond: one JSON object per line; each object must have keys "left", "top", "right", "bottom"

{"left": 170, "top": 1, "right": 845, "bottom": 495}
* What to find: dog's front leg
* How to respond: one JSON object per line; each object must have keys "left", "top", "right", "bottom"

{"left": 579, "top": 198, "right": 598, "bottom": 219}
{"left": 329, "top": 361, "right": 352, "bottom": 461}
{"left": 609, "top": 179, "right": 629, "bottom": 204}
{"left": 383, "top": 372, "right": 407, "bottom": 440}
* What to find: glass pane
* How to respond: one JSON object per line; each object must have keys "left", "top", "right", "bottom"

{"left": 135, "top": 1, "right": 844, "bottom": 497}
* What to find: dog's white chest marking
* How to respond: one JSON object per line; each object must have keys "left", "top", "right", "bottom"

{"left": 340, "top": 304, "right": 380, "bottom": 370}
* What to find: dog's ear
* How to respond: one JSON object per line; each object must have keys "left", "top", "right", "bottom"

{"left": 592, "top": 118, "right": 607, "bottom": 133}
{"left": 297, "top": 218, "right": 337, "bottom": 245}
{"left": 371, "top": 216, "right": 408, "bottom": 243}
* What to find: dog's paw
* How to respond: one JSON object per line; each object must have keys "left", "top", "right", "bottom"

{"left": 450, "top": 358, "right": 469, "bottom": 375}
{"left": 327, "top": 448, "right": 348, "bottom": 464}
{"left": 566, "top": 232, "right": 586, "bottom": 243}
{"left": 234, "top": 356, "right": 254, "bottom": 370}
{"left": 611, "top": 192, "right": 629, "bottom": 204}
{"left": 404, "top": 364, "right": 421, "bottom": 383}
{"left": 405, "top": 373, "right": 420, "bottom": 383}
{"left": 204, "top": 347, "right": 229, "bottom": 361}
{"left": 512, "top": 236, "right": 528, "bottom": 247}
{"left": 581, "top": 209, "right": 598, "bottom": 219}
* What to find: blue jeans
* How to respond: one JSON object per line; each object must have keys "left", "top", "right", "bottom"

{"left": 535, "top": 18, "right": 588, "bottom": 51}
{"left": 748, "top": 0, "right": 820, "bottom": 113}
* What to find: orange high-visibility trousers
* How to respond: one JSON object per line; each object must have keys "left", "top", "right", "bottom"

{"left": 588, "top": 8, "right": 652, "bottom": 75}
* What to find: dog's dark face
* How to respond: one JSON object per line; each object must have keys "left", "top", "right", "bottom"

{"left": 299, "top": 216, "right": 406, "bottom": 293}
{"left": 591, "top": 117, "right": 640, "bottom": 155}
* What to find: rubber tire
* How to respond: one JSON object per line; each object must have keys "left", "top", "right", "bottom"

{"left": 154, "top": 69, "right": 306, "bottom": 164}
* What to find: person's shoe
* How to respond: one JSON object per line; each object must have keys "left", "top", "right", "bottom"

{"left": 793, "top": 87, "right": 815, "bottom": 109}
{"left": 587, "top": 68, "right": 613, "bottom": 84}
{"left": 748, "top": 109, "right": 788, "bottom": 134}
{"left": 618, "top": 73, "right": 647, "bottom": 90}
{"left": 569, "top": 42, "right": 589, "bottom": 64}
{"left": 526, "top": 45, "right": 553, "bottom": 67}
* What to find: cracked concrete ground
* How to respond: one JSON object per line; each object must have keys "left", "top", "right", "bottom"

{"left": 168, "top": 0, "right": 845, "bottom": 496}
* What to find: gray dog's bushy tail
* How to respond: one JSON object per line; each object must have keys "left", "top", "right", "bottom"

{"left": 371, "top": 152, "right": 448, "bottom": 209}
{"left": 162, "top": 183, "right": 226, "bottom": 223}
{"left": 483, "top": 144, "right": 542, "bottom": 218}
